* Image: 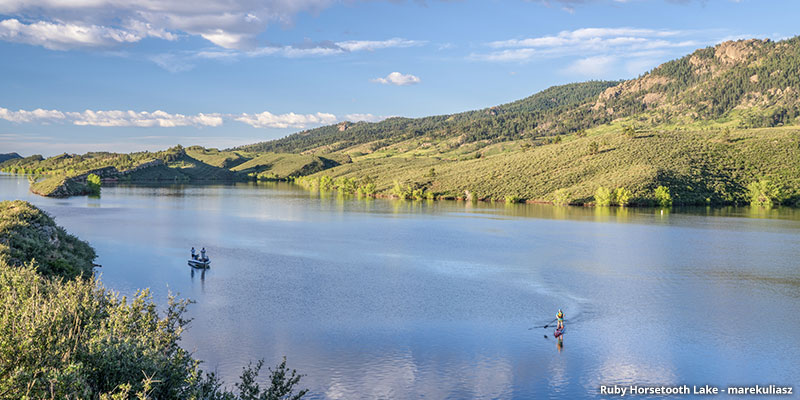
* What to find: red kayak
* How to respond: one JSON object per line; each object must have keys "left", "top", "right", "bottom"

{"left": 554, "top": 327, "right": 565, "bottom": 338}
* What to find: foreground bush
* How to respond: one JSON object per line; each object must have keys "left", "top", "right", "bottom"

{"left": 0, "top": 201, "right": 307, "bottom": 400}
{"left": 0, "top": 263, "right": 307, "bottom": 400}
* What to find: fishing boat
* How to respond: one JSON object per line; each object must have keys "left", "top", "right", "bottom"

{"left": 188, "top": 257, "right": 210, "bottom": 269}
{"left": 188, "top": 247, "right": 210, "bottom": 269}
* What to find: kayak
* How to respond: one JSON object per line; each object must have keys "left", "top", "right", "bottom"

{"left": 554, "top": 327, "right": 565, "bottom": 338}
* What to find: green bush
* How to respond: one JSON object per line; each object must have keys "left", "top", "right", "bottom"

{"left": 594, "top": 186, "right": 612, "bottom": 206}
{"left": 0, "top": 264, "right": 307, "bottom": 400}
{"left": 87, "top": 173, "right": 101, "bottom": 195}
{"left": 319, "top": 175, "right": 333, "bottom": 191}
{"left": 588, "top": 141, "right": 599, "bottom": 155}
{"left": 614, "top": 187, "right": 632, "bottom": 207}
{"left": 505, "top": 195, "right": 520, "bottom": 204}
{"left": 746, "top": 179, "right": 784, "bottom": 208}
{"left": 552, "top": 189, "right": 571, "bottom": 206}
{"left": 655, "top": 186, "right": 673, "bottom": 207}
{"left": 623, "top": 125, "right": 636, "bottom": 139}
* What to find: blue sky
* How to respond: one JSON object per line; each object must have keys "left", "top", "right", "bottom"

{"left": 1, "top": 0, "right": 797, "bottom": 156}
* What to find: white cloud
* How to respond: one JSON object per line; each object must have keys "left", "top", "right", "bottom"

{"left": 235, "top": 111, "right": 338, "bottom": 128}
{"left": 343, "top": 113, "right": 391, "bottom": 123}
{"left": 0, "top": 0, "right": 340, "bottom": 50}
{"left": 473, "top": 27, "right": 700, "bottom": 62}
{"left": 565, "top": 55, "right": 618, "bottom": 76}
{"left": 67, "top": 110, "right": 224, "bottom": 127}
{"left": 0, "top": 18, "right": 148, "bottom": 50}
{"left": 0, "top": 107, "right": 66, "bottom": 123}
{"left": 0, "top": 1, "right": 431, "bottom": 52}
{"left": 337, "top": 38, "right": 423, "bottom": 52}
{"left": 147, "top": 37, "right": 422, "bottom": 71}
{"left": 371, "top": 72, "right": 421, "bottom": 86}
{"left": 0, "top": 106, "right": 392, "bottom": 129}
{"left": 0, "top": 107, "right": 222, "bottom": 127}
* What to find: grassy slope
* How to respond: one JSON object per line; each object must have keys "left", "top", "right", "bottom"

{"left": 0, "top": 200, "right": 96, "bottom": 278}
{"left": 231, "top": 153, "right": 339, "bottom": 179}
{"left": 309, "top": 126, "right": 800, "bottom": 205}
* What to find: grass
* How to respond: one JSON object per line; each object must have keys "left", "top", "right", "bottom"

{"left": 231, "top": 153, "right": 338, "bottom": 179}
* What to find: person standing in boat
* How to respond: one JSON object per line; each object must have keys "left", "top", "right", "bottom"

{"left": 191, "top": 247, "right": 196, "bottom": 260}
{"left": 201, "top": 247, "right": 207, "bottom": 261}
{"left": 556, "top": 309, "right": 564, "bottom": 330}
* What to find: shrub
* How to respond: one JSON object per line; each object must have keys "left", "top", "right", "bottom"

{"left": 747, "top": 179, "right": 784, "bottom": 208}
{"left": 87, "top": 173, "right": 101, "bottom": 195}
{"left": 654, "top": 185, "right": 672, "bottom": 207}
{"left": 552, "top": 189, "right": 571, "bottom": 206}
{"left": 0, "top": 264, "right": 308, "bottom": 400}
{"left": 319, "top": 175, "right": 333, "bottom": 191}
{"left": 588, "top": 141, "right": 599, "bottom": 155}
{"left": 505, "top": 195, "right": 520, "bottom": 204}
{"left": 623, "top": 125, "right": 636, "bottom": 139}
{"left": 594, "top": 186, "right": 612, "bottom": 206}
{"left": 614, "top": 187, "right": 632, "bottom": 207}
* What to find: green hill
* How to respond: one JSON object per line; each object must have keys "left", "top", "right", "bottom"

{"left": 0, "top": 153, "right": 21, "bottom": 163}
{"left": 240, "top": 38, "right": 799, "bottom": 159}
{"left": 283, "top": 37, "right": 800, "bottom": 206}
{"left": 235, "top": 80, "right": 619, "bottom": 154}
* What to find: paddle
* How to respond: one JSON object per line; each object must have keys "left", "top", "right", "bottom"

{"left": 528, "top": 318, "right": 558, "bottom": 330}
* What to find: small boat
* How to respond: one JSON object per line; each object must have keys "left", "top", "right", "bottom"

{"left": 554, "top": 327, "right": 565, "bottom": 338}
{"left": 189, "top": 247, "right": 210, "bottom": 268}
{"left": 188, "top": 258, "right": 211, "bottom": 269}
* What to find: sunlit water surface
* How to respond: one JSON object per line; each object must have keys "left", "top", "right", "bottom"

{"left": 2, "top": 174, "right": 799, "bottom": 399}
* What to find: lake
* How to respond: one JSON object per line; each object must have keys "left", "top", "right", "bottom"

{"left": 1, "top": 173, "right": 799, "bottom": 399}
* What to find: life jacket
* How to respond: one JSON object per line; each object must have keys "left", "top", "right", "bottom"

{"left": 557, "top": 312, "right": 563, "bottom": 319}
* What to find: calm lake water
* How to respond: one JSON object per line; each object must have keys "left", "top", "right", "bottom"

{"left": 2, "top": 173, "right": 799, "bottom": 399}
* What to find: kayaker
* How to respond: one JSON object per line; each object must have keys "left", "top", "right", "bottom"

{"left": 191, "top": 247, "right": 196, "bottom": 260}
{"left": 556, "top": 309, "right": 564, "bottom": 329}
{"left": 201, "top": 247, "right": 207, "bottom": 261}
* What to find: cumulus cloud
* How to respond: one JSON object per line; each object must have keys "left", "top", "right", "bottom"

{"left": 0, "top": 1, "right": 431, "bottom": 52}
{"left": 0, "top": 107, "right": 221, "bottom": 127}
{"left": 371, "top": 72, "right": 421, "bottom": 86}
{"left": 235, "top": 111, "right": 337, "bottom": 128}
{"left": 68, "top": 110, "right": 224, "bottom": 127}
{"left": 0, "top": 106, "right": 395, "bottom": 129}
{"left": 0, "top": 0, "right": 341, "bottom": 50}
{"left": 0, "top": 107, "right": 66, "bottom": 123}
